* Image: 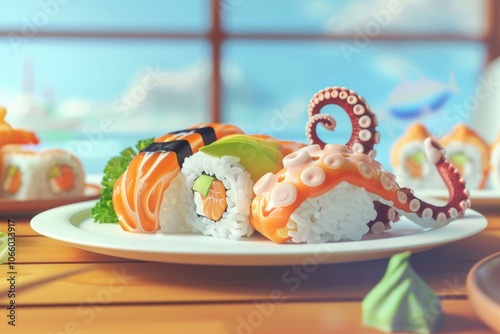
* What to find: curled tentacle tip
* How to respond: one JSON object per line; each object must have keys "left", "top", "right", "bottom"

{"left": 424, "top": 137, "right": 444, "bottom": 165}
{"left": 310, "top": 113, "right": 336, "bottom": 130}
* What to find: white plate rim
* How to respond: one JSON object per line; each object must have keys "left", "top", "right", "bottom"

{"left": 416, "top": 189, "right": 500, "bottom": 207}
{"left": 30, "top": 200, "right": 488, "bottom": 266}
{"left": 0, "top": 183, "right": 101, "bottom": 215}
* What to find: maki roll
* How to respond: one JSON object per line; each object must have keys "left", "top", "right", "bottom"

{"left": 0, "top": 106, "right": 84, "bottom": 200}
{"left": 490, "top": 132, "right": 500, "bottom": 189}
{"left": 440, "top": 124, "right": 490, "bottom": 190}
{"left": 391, "top": 124, "right": 440, "bottom": 189}
{"left": 0, "top": 147, "right": 85, "bottom": 200}
{"left": 181, "top": 154, "right": 254, "bottom": 239}
{"left": 112, "top": 123, "right": 244, "bottom": 233}
{"left": 180, "top": 135, "right": 285, "bottom": 239}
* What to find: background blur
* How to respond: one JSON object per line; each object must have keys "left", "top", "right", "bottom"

{"left": 0, "top": 0, "right": 498, "bottom": 173}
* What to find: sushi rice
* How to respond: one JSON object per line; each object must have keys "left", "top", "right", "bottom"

{"left": 1, "top": 149, "right": 84, "bottom": 200}
{"left": 288, "top": 181, "right": 376, "bottom": 244}
{"left": 158, "top": 173, "right": 192, "bottom": 233}
{"left": 178, "top": 154, "right": 378, "bottom": 243}
{"left": 181, "top": 152, "right": 254, "bottom": 240}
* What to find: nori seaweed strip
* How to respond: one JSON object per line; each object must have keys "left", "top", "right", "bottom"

{"left": 170, "top": 127, "right": 217, "bottom": 146}
{"left": 140, "top": 140, "right": 193, "bottom": 167}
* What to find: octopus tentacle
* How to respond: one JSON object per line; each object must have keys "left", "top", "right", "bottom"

{"left": 368, "top": 201, "right": 400, "bottom": 233}
{"left": 250, "top": 138, "right": 470, "bottom": 243}
{"left": 306, "top": 86, "right": 379, "bottom": 158}
{"left": 391, "top": 138, "right": 471, "bottom": 228}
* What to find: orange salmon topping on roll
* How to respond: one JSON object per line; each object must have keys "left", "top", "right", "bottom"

{"left": 0, "top": 107, "right": 39, "bottom": 147}
{"left": 113, "top": 123, "right": 244, "bottom": 233}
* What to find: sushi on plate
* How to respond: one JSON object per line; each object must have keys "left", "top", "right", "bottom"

{"left": 440, "top": 124, "right": 490, "bottom": 190}
{"left": 112, "top": 123, "right": 244, "bottom": 233}
{"left": 0, "top": 106, "right": 85, "bottom": 200}
{"left": 391, "top": 123, "right": 441, "bottom": 190}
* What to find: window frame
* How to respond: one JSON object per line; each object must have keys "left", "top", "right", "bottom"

{"left": 0, "top": 0, "right": 496, "bottom": 123}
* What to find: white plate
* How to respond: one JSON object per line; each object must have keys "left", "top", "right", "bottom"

{"left": 31, "top": 200, "right": 488, "bottom": 266}
{"left": 0, "top": 184, "right": 100, "bottom": 216}
{"left": 416, "top": 189, "right": 500, "bottom": 208}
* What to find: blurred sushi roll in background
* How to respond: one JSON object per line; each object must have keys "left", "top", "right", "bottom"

{"left": 0, "top": 106, "right": 85, "bottom": 200}
{"left": 490, "top": 132, "right": 500, "bottom": 189}
{"left": 391, "top": 124, "right": 441, "bottom": 189}
{"left": 0, "top": 147, "right": 85, "bottom": 200}
{"left": 392, "top": 123, "right": 490, "bottom": 190}
{"left": 440, "top": 124, "right": 490, "bottom": 190}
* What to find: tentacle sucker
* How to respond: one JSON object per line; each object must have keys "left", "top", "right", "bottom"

{"left": 250, "top": 138, "right": 470, "bottom": 243}
{"left": 392, "top": 138, "right": 471, "bottom": 228}
{"left": 306, "top": 87, "right": 379, "bottom": 158}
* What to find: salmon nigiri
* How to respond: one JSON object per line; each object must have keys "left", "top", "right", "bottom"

{"left": 112, "top": 123, "right": 244, "bottom": 233}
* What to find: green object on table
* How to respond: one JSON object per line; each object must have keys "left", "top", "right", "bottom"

{"left": 0, "top": 231, "right": 8, "bottom": 264}
{"left": 362, "top": 251, "right": 442, "bottom": 334}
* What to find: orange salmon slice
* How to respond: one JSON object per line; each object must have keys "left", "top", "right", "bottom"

{"left": 201, "top": 179, "right": 227, "bottom": 221}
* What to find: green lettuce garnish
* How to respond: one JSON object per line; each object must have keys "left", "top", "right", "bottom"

{"left": 91, "top": 137, "right": 155, "bottom": 223}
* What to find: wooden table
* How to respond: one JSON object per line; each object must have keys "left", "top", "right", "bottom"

{"left": 0, "top": 204, "right": 499, "bottom": 334}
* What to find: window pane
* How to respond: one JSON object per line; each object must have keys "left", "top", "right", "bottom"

{"left": 0, "top": 0, "right": 209, "bottom": 32}
{"left": 0, "top": 40, "right": 210, "bottom": 173}
{"left": 223, "top": 0, "right": 487, "bottom": 37}
{"left": 222, "top": 41, "right": 486, "bottom": 170}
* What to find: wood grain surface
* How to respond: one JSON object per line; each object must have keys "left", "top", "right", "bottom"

{"left": 0, "top": 205, "right": 498, "bottom": 333}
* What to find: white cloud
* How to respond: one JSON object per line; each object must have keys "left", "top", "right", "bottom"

{"left": 326, "top": 0, "right": 485, "bottom": 37}
{"left": 1, "top": 60, "right": 259, "bottom": 134}
{"left": 100, "top": 60, "right": 254, "bottom": 132}
{"left": 58, "top": 99, "right": 93, "bottom": 118}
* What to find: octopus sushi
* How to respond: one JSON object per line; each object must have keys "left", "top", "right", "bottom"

{"left": 306, "top": 86, "right": 399, "bottom": 233}
{"left": 250, "top": 139, "right": 470, "bottom": 244}
{"left": 440, "top": 124, "right": 490, "bottom": 190}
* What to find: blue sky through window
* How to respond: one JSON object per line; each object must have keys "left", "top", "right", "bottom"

{"left": 0, "top": 0, "right": 489, "bottom": 173}
{"left": 0, "top": 0, "right": 209, "bottom": 31}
